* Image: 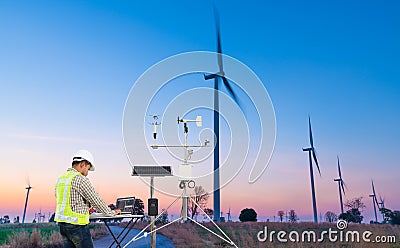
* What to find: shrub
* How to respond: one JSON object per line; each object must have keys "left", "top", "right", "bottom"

{"left": 239, "top": 208, "right": 257, "bottom": 222}
{"left": 7, "top": 230, "right": 42, "bottom": 248}
{"left": 6, "top": 229, "right": 63, "bottom": 248}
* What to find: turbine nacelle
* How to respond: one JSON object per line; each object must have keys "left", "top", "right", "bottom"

{"left": 203, "top": 71, "right": 226, "bottom": 81}
{"left": 204, "top": 73, "right": 216, "bottom": 80}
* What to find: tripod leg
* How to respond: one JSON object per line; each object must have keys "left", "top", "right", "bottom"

{"left": 188, "top": 198, "right": 238, "bottom": 247}
{"left": 122, "top": 192, "right": 184, "bottom": 248}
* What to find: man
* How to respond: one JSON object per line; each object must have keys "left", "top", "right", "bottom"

{"left": 55, "top": 149, "right": 121, "bottom": 248}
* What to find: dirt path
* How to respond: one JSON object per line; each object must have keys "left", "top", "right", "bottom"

{"left": 94, "top": 226, "right": 175, "bottom": 248}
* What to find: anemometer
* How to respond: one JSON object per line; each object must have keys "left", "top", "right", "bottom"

{"left": 150, "top": 114, "right": 208, "bottom": 188}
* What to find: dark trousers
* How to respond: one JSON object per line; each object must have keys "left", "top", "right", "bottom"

{"left": 59, "top": 222, "right": 94, "bottom": 248}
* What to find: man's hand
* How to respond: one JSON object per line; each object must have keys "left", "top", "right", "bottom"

{"left": 112, "top": 209, "right": 122, "bottom": 215}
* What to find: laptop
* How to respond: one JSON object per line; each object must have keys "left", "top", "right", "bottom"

{"left": 115, "top": 197, "right": 136, "bottom": 214}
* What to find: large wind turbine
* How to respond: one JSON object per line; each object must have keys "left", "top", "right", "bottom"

{"left": 369, "top": 179, "right": 379, "bottom": 223}
{"left": 22, "top": 180, "right": 32, "bottom": 224}
{"left": 302, "top": 116, "right": 321, "bottom": 223}
{"left": 334, "top": 156, "right": 346, "bottom": 214}
{"left": 204, "top": 8, "right": 240, "bottom": 222}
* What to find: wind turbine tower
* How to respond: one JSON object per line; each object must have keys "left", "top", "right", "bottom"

{"left": 334, "top": 156, "right": 346, "bottom": 214}
{"left": 22, "top": 183, "right": 32, "bottom": 224}
{"left": 369, "top": 180, "right": 379, "bottom": 223}
{"left": 204, "top": 7, "right": 241, "bottom": 222}
{"left": 302, "top": 116, "right": 321, "bottom": 223}
{"left": 227, "top": 208, "right": 231, "bottom": 222}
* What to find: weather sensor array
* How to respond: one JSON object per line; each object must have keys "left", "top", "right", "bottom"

{"left": 125, "top": 115, "right": 237, "bottom": 248}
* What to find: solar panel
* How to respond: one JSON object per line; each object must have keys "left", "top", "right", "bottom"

{"left": 131, "top": 165, "right": 172, "bottom": 177}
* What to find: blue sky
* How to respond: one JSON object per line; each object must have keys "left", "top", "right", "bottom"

{"left": 0, "top": 0, "right": 399, "bottom": 222}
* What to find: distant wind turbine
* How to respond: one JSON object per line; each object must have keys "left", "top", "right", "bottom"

{"left": 334, "top": 156, "right": 347, "bottom": 215}
{"left": 369, "top": 179, "right": 379, "bottom": 223}
{"left": 22, "top": 179, "right": 32, "bottom": 224}
{"left": 204, "top": 7, "right": 241, "bottom": 222}
{"left": 302, "top": 116, "right": 321, "bottom": 223}
{"left": 227, "top": 208, "right": 231, "bottom": 222}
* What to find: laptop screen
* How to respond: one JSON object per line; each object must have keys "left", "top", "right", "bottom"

{"left": 116, "top": 197, "right": 135, "bottom": 214}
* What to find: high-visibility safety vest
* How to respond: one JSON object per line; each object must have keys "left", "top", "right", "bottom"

{"left": 55, "top": 170, "right": 90, "bottom": 225}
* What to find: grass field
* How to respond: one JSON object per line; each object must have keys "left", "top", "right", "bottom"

{"left": 0, "top": 221, "right": 399, "bottom": 247}
{"left": 0, "top": 223, "right": 58, "bottom": 245}
{"left": 0, "top": 222, "right": 107, "bottom": 248}
{"left": 132, "top": 221, "right": 400, "bottom": 248}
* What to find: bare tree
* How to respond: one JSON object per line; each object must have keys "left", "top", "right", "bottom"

{"left": 340, "top": 197, "right": 366, "bottom": 224}
{"left": 155, "top": 209, "right": 169, "bottom": 224}
{"left": 345, "top": 197, "right": 366, "bottom": 212}
{"left": 325, "top": 211, "right": 338, "bottom": 223}
{"left": 277, "top": 210, "right": 285, "bottom": 222}
{"left": 203, "top": 208, "right": 214, "bottom": 220}
{"left": 14, "top": 216, "right": 20, "bottom": 223}
{"left": 189, "top": 186, "right": 209, "bottom": 220}
{"left": 288, "top": 210, "right": 298, "bottom": 223}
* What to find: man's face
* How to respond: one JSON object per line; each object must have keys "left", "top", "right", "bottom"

{"left": 80, "top": 162, "right": 91, "bottom": 177}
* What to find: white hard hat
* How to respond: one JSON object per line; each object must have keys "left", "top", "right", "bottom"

{"left": 72, "top": 149, "right": 95, "bottom": 171}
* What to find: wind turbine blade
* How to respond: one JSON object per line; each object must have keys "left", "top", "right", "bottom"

{"left": 312, "top": 149, "right": 321, "bottom": 176}
{"left": 213, "top": 6, "right": 224, "bottom": 74}
{"left": 342, "top": 180, "right": 348, "bottom": 190}
{"left": 375, "top": 196, "right": 380, "bottom": 209}
{"left": 210, "top": 6, "right": 243, "bottom": 114}
{"left": 217, "top": 34, "right": 223, "bottom": 73}
{"left": 341, "top": 181, "right": 346, "bottom": 195}
{"left": 372, "top": 180, "right": 376, "bottom": 196}
{"left": 308, "top": 116, "right": 314, "bottom": 148}
{"left": 337, "top": 156, "right": 342, "bottom": 179}
{"left": 371, "top": 180, "right": 380, "bottom": 208}
{"left": 222, "top": 76, "right": 238, "bottom": 104}
{"left": 308, "top": 117, "right": 320, "bottom": 176}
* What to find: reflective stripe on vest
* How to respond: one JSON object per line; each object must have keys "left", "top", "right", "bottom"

{"left": 55, "top": 170, "right": 89, "bottom": 225}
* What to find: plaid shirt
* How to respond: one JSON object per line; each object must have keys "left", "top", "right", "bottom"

{"left": 66, "top": 168, "right": 113, "bottom": 215}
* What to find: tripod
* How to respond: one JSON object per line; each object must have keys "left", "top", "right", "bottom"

{"left": 123, "top": 179, "right": 238, "bottom": 248}
{"left": 124, "top": 115, "right": 237, "bottom": 247}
